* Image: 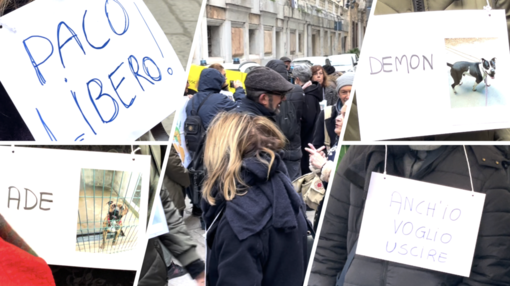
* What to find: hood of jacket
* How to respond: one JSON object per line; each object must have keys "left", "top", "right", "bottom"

{"left": 265, "top": 60, "right": 289, "bottom": 80}
{"left": 197, "top": 68, "right": 225, "bottom": 93}
{"left": 202, "top": 153, "right": 304, "bottom": 241}
{"left": 304, "top": 81, "right": 323, "bottom": 102}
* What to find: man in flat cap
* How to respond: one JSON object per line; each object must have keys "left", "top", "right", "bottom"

{"left": 233, "top": 66, "right": 295, "bottom": 119}
{"left": 280, "top": 56, "right": 292, "bottom": 72}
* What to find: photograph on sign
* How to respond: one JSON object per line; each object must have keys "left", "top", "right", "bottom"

{"left": 0, "top": 0, "right": 186, "bottom": 142}
{"left": 356, "top": 172, "right": 486, "bottom": 277}
{"left": 445, "top": 38, "right": 500, "bottom": 108}
{"left": 354, "top": 10, "right": 510, "bottom": 140}
{"left": 76, "top": 169, "right": 142, "bottom": 255}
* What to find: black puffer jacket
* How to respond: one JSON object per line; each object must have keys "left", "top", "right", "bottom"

{"left": 203, "top": 154, "right": 309, "bottom": 286}
{"left": 310, "top": 145, "right": 510, "bottom": 286}
{"left": 232, "top": 97, "right": 276, "bottom": 120}
{"left": 301, "top": 82, "right": 323, "bottom": 174}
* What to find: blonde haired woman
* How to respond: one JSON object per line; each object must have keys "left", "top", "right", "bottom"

{"left": 202, "top": 112, "right": 309, "bottom": 286}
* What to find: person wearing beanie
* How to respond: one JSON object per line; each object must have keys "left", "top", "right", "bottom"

{"left": 232, "top": 66, "right": 294, "bottom": 118}
{"left": 312, "top": 72, "right": 355, "bottom": 150}
{"left": 335, "top": 72, "right": 355, "bottom": 105}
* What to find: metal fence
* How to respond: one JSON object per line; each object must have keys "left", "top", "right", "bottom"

{"left": 76, "top": 169, "right": 141, "bottom": 254}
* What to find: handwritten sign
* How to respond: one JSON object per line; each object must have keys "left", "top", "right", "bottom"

{"left": 0, "top": 0, "right": 185, "bottom": 142}
{"left": 357, "top": 172, "right": 485, "bottom": 277}
{"left": 355, "top": 10, "right": 510, "bottom": 140}
{"left": 0, "top": 146, "right": 151, "bottom": 270}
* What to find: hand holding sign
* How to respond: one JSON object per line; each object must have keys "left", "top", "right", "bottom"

{"left": 0, "top": 0, "right": 185, "bottom": 142}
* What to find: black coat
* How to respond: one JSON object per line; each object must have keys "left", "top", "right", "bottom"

{"left": 232, "top": 97, "right": 276, "bottom": 120}
{"left": 310, "top": 146, "right": 510, "bottom": 286}
{"left": 186, "top": 69, "right": 245, "bottom": 130}
{"left": 203, "top": 154, "right": 309, "bottom": 286}
{"left": 301, "top": 82, "right": 322, "bottom": 174}
{"left": 0, "top": 82, "right": 34, "bottom": 140}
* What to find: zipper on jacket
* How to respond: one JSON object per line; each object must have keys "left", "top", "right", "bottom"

{"left": 413, "top": 0, "right": 425, "bottom": 12}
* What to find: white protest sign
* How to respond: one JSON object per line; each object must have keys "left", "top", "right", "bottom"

{"left": 171, "top": 96, "right": 192, "bottom": 168}
{"left": 0, "top": 146, "right": 151, "bottom": 270}
{"left": 146, "top": 196, "right": 169, "bottom": 239}
{"left": 355, "top": 10, "right": 510, "bottom": 140}
{"left": 0, "top": 0, "right": 185, "bottom": 142}
{"left": 357, "top": 172, "right": 486, "bottom": 277}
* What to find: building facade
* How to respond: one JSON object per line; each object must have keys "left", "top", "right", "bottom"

{"left": 192, "top": 0, "right": 371, "bottom": 66}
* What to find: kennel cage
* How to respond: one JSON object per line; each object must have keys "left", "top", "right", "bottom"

{"left": 76, "top": 169, "right": 141, "bottom": 254}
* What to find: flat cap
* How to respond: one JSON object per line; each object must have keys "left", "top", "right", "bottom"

{"left": 280, "top": 56, "right": 291, "bottom": 63}
{"left": 245, "top": 66, "right": 295, "bottom": 96}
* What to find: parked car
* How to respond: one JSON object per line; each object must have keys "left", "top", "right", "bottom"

{"left": 291, "top": 56, "right": 330, "bottom": 67}
{"left": 223, "top": 61, "right": 260, "bottom": 73}
{"left": 328, "top": 54, "right": 357, "bottom": 73}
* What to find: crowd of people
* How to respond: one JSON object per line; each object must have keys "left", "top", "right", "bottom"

{"left": 178, "top": 57, "right": 353, "bottom": 285}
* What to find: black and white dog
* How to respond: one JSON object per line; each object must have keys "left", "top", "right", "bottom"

{"left": 447, "top": 58, "right": 495, "bottom": 94}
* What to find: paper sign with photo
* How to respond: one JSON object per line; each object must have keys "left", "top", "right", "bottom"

{"left": 0, "top": 147, "right": 151, "bottom": 270}
{"left": 357, "top": 172, "right": 485, "bottom": 277}
{"left": 355, "top": 10, "right": 510, "bottom": 140}
{"left": 0, "top": 0, "right": 185, "bottom": 142}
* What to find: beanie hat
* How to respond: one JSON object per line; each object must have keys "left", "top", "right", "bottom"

{"left": 335, "top": 72, "right": 355, "bottom": 95}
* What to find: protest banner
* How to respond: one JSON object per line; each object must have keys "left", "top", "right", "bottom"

{"left": 0, "top": 146, "right": 151, "bottom": 270}
{"left": 355, "top": 10, "right": 510, "bottom": 140}
{"left": 0, "top": 0, "right": 185, "bottom": 142}
{"left": 357, "top": 172, "right": 486, "bottom": 277}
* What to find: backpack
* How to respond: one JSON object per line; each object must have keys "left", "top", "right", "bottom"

{"left": 275, "top": 100, "right": 298, "bottom": 141}
{"left": 188, "top": 134, "right": 207, "bottom": 204}
{"left": 184, "top": 93, "right": 213, "bottom": 154}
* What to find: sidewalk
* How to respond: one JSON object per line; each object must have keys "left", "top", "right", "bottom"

{"left": 144, "top": 0, "right": 203, "bottom": 137}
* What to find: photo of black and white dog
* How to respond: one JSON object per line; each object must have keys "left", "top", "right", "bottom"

{"left": 448, "top": 58, "right": 496, "bottom": 94}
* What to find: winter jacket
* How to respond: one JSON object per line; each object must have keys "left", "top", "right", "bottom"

{"left": 301, "top": 82, "right": 323, "bottom": 174}
{"left": 186, "top": 68, "right": 245, "bottom": 130}
{"left": 265, "top": 59, "right": 304, "bottom": 180}
{"left": 309, "top": 145, "right": 510, "bottom": 286}
{"left": 162, "top": 145, "right": 190, "bottom": 211}
{"left": 232, "top": 97, "right": 276, "bottom": 120}
{"left": 203, "top": 153, "right": 309, "bottom": 286}
{"left": 312, "top": 106, "right": 338, "bottom": 150}
{"left": 138, "top": 145, "right": 203, "bottom": 286}
{"left": 0, "top": 81, "right": 34, "bottom": 141}
{"left": 324, "top": 84, "right": 337, "bottom": 106}
{"left": 375, "top": 0, "right": 510, "bottom": 46}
